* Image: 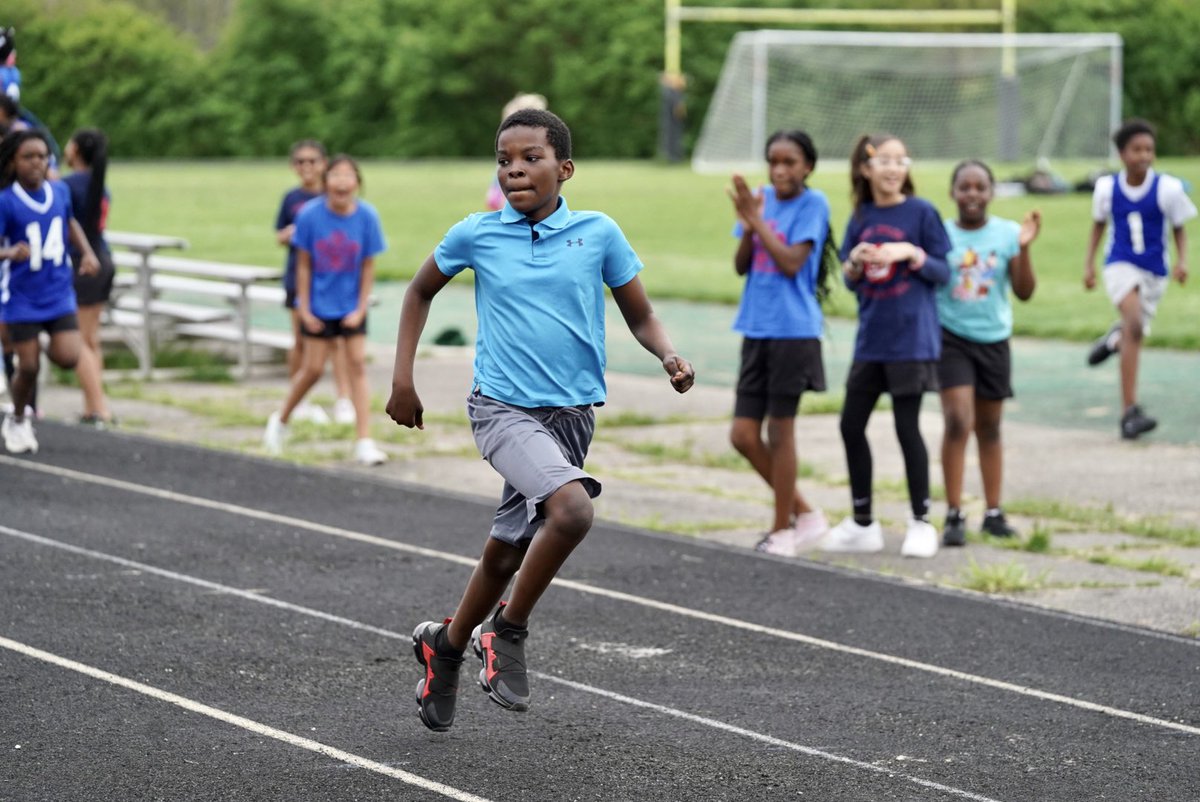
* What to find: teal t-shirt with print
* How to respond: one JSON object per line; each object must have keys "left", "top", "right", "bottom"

{"left": 937, "top": 217, "right": 1021, "bottom": 343}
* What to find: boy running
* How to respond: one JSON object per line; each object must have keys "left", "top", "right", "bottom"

{"left": 387, "top": 109, "right": 694, "bottom": 731}
{"left": 1084, "top": 118, "right": 1195, "bottom": 439}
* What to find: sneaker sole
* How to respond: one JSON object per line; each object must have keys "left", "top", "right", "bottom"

{"left": 470, "top": 630, "right": 530, "bottom": 713}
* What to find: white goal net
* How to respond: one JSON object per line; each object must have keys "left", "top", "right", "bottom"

{"left": 692, "top": 30, "right": 1123, "bottom": 172}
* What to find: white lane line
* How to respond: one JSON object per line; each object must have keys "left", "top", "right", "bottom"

{"left": 0, "top": 634, "right": 492, "bottom": 802}
{"left": 5, "top": 457, "right": 1198, "bottom": 739}
{"left": 1, "top": 525, "right": 1004, "bottom": 802}
{"left": 535, "top": 674, "right": 1004, "bottom": 802}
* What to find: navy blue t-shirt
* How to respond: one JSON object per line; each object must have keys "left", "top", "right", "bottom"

{"left": 839, "top": 197, "right": 951, "bottom": 362}
{"left": 63, "top": 170, "right": 111, "bottom": 260}
{"left": 275, "top": 187, "right": 322, "bottom": 294}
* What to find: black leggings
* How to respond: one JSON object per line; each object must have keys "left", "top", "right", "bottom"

{"left": 839, "top": 389, "right": 929, "bottom": 521}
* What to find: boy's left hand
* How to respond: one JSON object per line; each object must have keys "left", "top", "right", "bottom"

{"left": 1173, "top": 261, "right": 1188, "bottom": 285}
{"left": 342, "top": 308, "right": 366, "bottom": 328}
{"left": 664, "top": 354, "right": 694, "bottom": 393}
{"left": 79, "top": 252, "right": 100, "bottom": 276}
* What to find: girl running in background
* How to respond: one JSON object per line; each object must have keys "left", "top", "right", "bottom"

{"left": 727, "top": 129, "right": 837, "bottom": 556}
{"left": 274, "top": 139, "right": 355, "bottom": 425}
{"left": 938, "top": 160, "right": 1041, "bottom": 545}
{"left": 823, "top": 133, "right": 951, "bottom": 559}
{"left": 263, "top": 154, "right": 388, "bottom": 466}
{"left": 0, "top": 129, "right": 100, "bottom": 454}
{"left": 63, "top": 127, "right": 115, "bottom": 426}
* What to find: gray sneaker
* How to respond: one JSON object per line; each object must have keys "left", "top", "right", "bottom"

{"left": 470, "top": 603, "right": 530, "bottom": 712}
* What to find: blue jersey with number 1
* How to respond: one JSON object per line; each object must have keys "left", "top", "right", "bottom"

{"left": 0, "top": 180, "right": 78, "bottom": 323}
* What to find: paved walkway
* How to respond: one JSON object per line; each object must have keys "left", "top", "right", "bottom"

{"left": 28, "top": 327, "right": 1200, "bottom": 639}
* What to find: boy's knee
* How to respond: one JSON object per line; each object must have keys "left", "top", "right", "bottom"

{"left": 1124, "top": 319, "right": 1145, "bottom": 343}
{"left": 545, "top": 486, "right": 593, "bottom": 543}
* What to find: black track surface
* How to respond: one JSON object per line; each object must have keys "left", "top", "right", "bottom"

{"left": 1, "top": 425, "right": 1197, "bottom": 801}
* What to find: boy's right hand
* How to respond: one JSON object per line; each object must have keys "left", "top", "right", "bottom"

{"left": 1083, "top": 263, "right": 1096, "bottom": 290}
{"left": 386, "top": 384, "right": 424, "bottom": 429}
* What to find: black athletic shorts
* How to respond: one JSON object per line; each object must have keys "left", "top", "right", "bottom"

{"left": 285, "top": 289, "right": 297, "bottom": 310}
{"left": 6, "top": 313, "right": 80, "bottom": 343}
{"left": 845, "top": 359, "right": 939, "bottom": 399}
{"left": 301, "top": 315, "right": 367, "bottom": 339}
{"left": 937, "top": 328, "right": 1013, "bottom": 400}
{"left": 734, "top": 337, "right": 826, "bottom": 419}
{"left": 72, "top": 248, "right": 116, "bottom": 306}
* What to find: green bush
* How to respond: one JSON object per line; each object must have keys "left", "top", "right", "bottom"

{"left": 6, "top": 0, "right": 1200, "bottom": 158}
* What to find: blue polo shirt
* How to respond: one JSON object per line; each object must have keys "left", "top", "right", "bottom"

{"left": 434, "top": 197, "right": 642, "bottom": 407}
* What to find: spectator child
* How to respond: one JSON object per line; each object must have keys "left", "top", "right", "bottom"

{"left": 263, "top": 154, "right": 388, "bottom": 466}
{"left": 937, "top": 160, "right": 1040, "bottom": 545}
{"left": 727, "top": 129, "right": 836, "bottom": 556}
{"left": 0, "top": 129, "right": 100, "bottom": 453}
{"left": 62, "top": 127, "right": 115, "bottom": 426}
{"left": 274, "top": 140, "right": 355, "bottom": 425}
{"left": 388, "top": 109, "right": 694, "bottom": 731}
{"left": 823, "top": 133, "right": 951, "bottom": 559}
{"left": 1083, "top": 118, "right": 1196, "bottom": 438}
{"left": 0, "top": 27, "right": 18, "bottom": 103}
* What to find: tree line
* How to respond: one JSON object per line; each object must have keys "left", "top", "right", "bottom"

{"left": 8, "top": 0, "right": 1200, "bottom": 159}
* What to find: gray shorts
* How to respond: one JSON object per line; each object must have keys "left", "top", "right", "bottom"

{"left": 467, "top": 392, "right": 601, "bottom": 546}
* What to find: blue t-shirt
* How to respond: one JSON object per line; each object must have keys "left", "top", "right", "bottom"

{"left": 839, "top": 197, "right": 951, "bottom": 362}
{"left": 731, "top": 186, "right": 828, "bottom": 339}
{"left": 938, "top": 217, "right": 1021, "bottom": 343}
{"left": 63, "top": 170, "right": 111, "bottom": 260}
{"left": 275, "top": 187, "right": 322, "bottom": 294}
{"left": 434, "top": 196, "right": 643, "bottom": 408}
{"left": 0, "top": 180, "right": 78, "bottom": 323}
{"left": 292, "top": 198, "right": 387, "bottom": 320}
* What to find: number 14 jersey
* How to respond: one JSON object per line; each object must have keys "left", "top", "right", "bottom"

{"left": 0, "top": 180, "right": 78, "bottom": 323}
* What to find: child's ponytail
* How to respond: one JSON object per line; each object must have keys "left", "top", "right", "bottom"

{"left": 70, "top": 128, "right": 108, "bottom": 241}
{"left": 815, "top": 223, "right": 839, "bottom": 305}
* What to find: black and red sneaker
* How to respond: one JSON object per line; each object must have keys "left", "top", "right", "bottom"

{"left": 470, "top": 603, "right": 530, "bottom": 712}
{"left": 412, "top": 619, "right": 464, "bottom": 732}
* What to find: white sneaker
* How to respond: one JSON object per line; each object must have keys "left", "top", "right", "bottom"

{"left": 820, "top": 517, "right": 884, "bottom": 553}
{"left": 263, "top": 411, "right": 288, "bottom": 455}
{"left": 354, "top": 437, "right": 387, "bottom": 466}
{"left": 901, "top": 517, "right": 939, "bottom": 559}
{"left": 755, "top": 528, "right": 799, "bottom": 557}
{"left": 2, "top": 416, "right": 38, "bottom": 454}
{"left": 333, "top": 397, "right": 356, "bottom": 425}
{"left": 791, "top": 509, "right": 830, "bottom": 551}
{"left": 293, "top": 401, "right": 331, "bottom": 425}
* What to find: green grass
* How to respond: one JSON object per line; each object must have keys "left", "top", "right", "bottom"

{"left": 957, "top": 559, "right": 1048, "bottom": 593}
{"left": 1086, "top": 553, "right": 1190, "bottom": 578}
{"left": 106, "top": 158, "right": 1200, "bottom": 350}
{"left": 1004, "top": 498, "right": 1200, "bottom": 547}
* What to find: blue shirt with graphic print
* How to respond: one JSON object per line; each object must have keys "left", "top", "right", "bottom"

{"left": 731, "top": 186, "right": 828, "bottom": 339}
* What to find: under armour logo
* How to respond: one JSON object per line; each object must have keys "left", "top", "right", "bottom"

{"left": 566, "top": 238, "right": 584, "bottom": 247}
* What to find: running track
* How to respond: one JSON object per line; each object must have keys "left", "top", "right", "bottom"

{"left": 1, "top": 426, "right": 1197, "bottom": 801}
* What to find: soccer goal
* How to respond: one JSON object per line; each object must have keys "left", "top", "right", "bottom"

{"left": 691, "top": 30, "right": 1123, "bottom": 172}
